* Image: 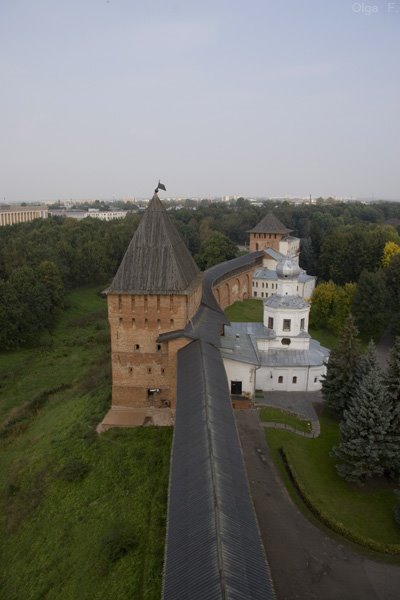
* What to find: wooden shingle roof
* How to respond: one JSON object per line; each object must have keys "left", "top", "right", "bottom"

{"left": 249, "top": 212, "right": 291, "bottom": 234}
{"left": 108, "top": 193, "right": 200, "bottom": 294}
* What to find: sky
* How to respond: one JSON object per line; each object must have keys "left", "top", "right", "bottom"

{"left": 0, "top": 0, "right": 399, "bottom": 202}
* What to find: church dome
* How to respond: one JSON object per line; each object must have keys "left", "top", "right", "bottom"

{"left": 276, "top": 258, "right": 300, "bottom": 279}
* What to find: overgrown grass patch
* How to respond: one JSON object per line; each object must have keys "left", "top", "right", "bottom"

{"left": 266, "top": 412, "right": 400, "bottom": 554}
{"left": 0, "top": 286, "right": 171, "bottom": 599}
{"left": 308, "top": 328, "right": 338, "bottom": 350}
{"left": 259, "top": 407, "right": 312, "bottom": 433}
{"left": 225, "top": 299, "right": 263, "bottom": 322}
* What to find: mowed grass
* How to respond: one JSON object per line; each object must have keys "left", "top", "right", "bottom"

{"left": 259, "top": 407, "right": 312, "bottom": 433}
{"left": 308, "top": 328, "right": 338, "bottom": 350}
{"left": 266, "top": 413, "right": 400, "bottom": 554}
{"left": 0, "top": 287, "right": 172, "bottom": 600}
{"left": 225, "top": 299, "right": 263, "bottom": 322}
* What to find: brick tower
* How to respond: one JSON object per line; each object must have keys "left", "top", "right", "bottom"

{"left": 248, "top": 212, "right": 292, "bottom": 252}
{"left": 99, "top": 192, "right": 203, "bottom": 429}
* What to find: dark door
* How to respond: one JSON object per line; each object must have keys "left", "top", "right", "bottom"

{"left": 231, "top": 381, "right": 242, "bottom": 395}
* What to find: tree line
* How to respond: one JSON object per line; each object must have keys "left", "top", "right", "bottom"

{"left": 1, "top": 199, "right": 400, "bottom": 349}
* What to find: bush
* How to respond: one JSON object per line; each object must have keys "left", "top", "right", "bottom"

{"left": 58, "top": 459, "right": 90, "bottom": 482}
{"left": 100, "top": 523, "right": 138, "bottom": 564}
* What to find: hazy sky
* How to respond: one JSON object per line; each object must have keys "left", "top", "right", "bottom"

{"left": 1, "top": 0, "right": 399, "bottom": 202}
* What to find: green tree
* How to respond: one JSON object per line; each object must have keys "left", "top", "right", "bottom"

{"left": 321, "top": 315, "right": 361, "bottom": 415}
{"left": 384, "top": 337, "right": 400, "bottom": 477}
{"left": 327, "top": 283, "right": 357, "bottom": 336}
{"left": 195, "top": 232, "right": 238, "bottom": 270}
{"left": 332, "top": 361, "right": 390, "bottom": 483}
{"left": 385, "top": 254, "right": 400, "bottom": 334}
{"left": 352, "top": 269, "right": 388, "bottom": 340}
{"left": 310, "top": 281, "right": 336, "bottom": 330}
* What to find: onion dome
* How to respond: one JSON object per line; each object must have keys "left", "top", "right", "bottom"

{"left": 276, "top": 258, "right": 301, "bottom": 279}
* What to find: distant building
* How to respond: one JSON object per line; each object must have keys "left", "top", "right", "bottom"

{"left": 250, "top": 213, "right": 315, "bottom": 301}
{"left": 49, "top": 208, "right": 127, "bottom": 220}
{"left": 0, "top": 204, "right": 48, "bottom": 226}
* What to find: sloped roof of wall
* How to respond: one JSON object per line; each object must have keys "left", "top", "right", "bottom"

{"left": 108, "top": 193, "right": 200, "bottom": 294}
{"left": 162, "top": 339, "right": 276, "bottom": 600}
{"left": 249, "top": 212, "right": 291, "bottom": 234}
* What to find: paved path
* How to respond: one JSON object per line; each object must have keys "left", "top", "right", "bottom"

{"left": 376, "top": 327, "right": 395, "bottom": 371}
{"left": 235, "top": 409, "right": 400, "bottom": 600}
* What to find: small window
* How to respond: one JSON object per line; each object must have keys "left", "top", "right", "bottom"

{"left": 170, "top": 319, "right": 174, "bottom": 328}
{"left": 261, "top": 292, "right": 264, "bottom": 297}
{"left": 144, "top": 296, "right": 148, "bottom": 312}
{"left": 281, "top": 338, "right": 291, "bottom": 346}
{"left": 283, "top": 319, "right": 291, "bottom": 332}
{"left": 132, "top": 318, "right": 135, "bottom": 327}
{"left": 157, "top": 295, "right": 161, "bottom": 311}
{"left": 278, "top": 376, "right": 283, "bottom": 383}
{"left": 128, "top": 367, "right": 133, "bottom": 373}
{"left": 157, "top": 344, "right": 162, "bottom": 351}
{"left": 292, "top": 376, "right": 297, "bottom": 384}
{"left": 161, "top": 368, "right": 165, "bottom": 375}
{"left": 157, "top": 319, "right": 161, "bottom": 329}
{"left": 266, "top": 283, "right": 268, "bottom": 288}
{"left": 254, "top": 291, "right": 257, "bottom": 297}
{"left": 256, "top": 281, "right": 258, "bottom": 287}
{"left": 144, "top": 318, "right": 148, "bottom": 328}
{"left": 300, "top": 318, "right": 305, "bottom": 330}
{"left": 314, "top": 377, "right": 318, "bottom": 383}
{"left": 148, "top": 367, "right": 152, "bottom": 374}
{"left": 262, "top": 282, "right": 264, "bottom": 288}
{"left": 119, "top": 317, "right": 122, "bottom": 324}
{"left": 134, "top": 344, "right": 140, "bottom": 351}
{"left": 131, "top": 297, "right": 135, "bottom": 311}
{"left": 268, "top": 317, "right": 274, "bottom": 329}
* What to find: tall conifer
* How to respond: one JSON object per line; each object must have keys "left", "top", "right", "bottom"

{"left": 384, "top": 337, "right": 400, "bottom": 477}
{"left": 322, "top": 314, "right": 361, "bottom": 415}
{"left": 332, "top": 362, "right": 390, "bottom": 483}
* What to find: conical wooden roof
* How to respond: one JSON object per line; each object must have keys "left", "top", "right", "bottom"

{"left": 109, "top": 193, "right": 200, "bottom": 294}
{"left": 249, "top": 212, "right": 291, "bottom": 234}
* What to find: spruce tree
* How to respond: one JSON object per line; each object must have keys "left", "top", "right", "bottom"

{"left": 322, "top": 314, "right": 361, "bottom": 415}
{"left": 332, "top": 362, "right": 391, "bottom": 483}
{"left": 384, "top": 337, "right": 400, "bottom": 477}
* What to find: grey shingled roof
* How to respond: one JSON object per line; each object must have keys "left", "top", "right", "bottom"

{"left": 162, "top": 339, "right": 276, "bottom": 600}
{"left": 249, "top": 213, "right": 291, "bottom": 234}
{"left": 265, "top": 294, "right": 309, "bottom": 309}
{"left": 253, "top": 268, "right": 278, "bottom": 281}
{"left": 108, "top": 193, "right": 200, "bottom": 294}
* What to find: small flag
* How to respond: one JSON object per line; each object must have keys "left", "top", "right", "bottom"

{"left": 157, "top": 181, "right": 166, "bottom": 191}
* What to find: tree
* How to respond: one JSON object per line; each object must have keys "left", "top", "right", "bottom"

{"left": 321, "top": 315, "right": 361, "bottom": 415}
{"left": 195, "top": 232, "right": 238, "bottom": 270}
{"left": 310, "top": 281, "right": 336, "bottom": 330}
{"left": 382, "top": 241, "right": 400, "bottom": 268}
{"left": 385, "top": 254, "right": 400, "bottom": 334}
{"left": 332, "top": 361, "right": 390, "bottom": 483}
{"left": 384, "top": 337, "right": 400, "bottom": 477}
{"left": 352, "top": 269, "right": 388, "bottom": 340}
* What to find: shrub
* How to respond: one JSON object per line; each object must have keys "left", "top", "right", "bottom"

{"left": 100, "top": 523, "right": 138, "bottom": 564}
{"left": 58, "top": 459, "right": 89, "bottom": 482}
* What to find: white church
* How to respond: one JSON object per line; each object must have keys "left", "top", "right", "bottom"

{"left": 220, "top": 213, "right": 329, "bottom": 395}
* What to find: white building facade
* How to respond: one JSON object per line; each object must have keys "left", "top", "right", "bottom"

{"left": 220, "top": 220, "right": 328, "bottom": 396}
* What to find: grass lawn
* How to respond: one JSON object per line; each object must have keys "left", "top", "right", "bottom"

{"left": 308, "top": 328, "right": 338, "bottom": 350}
{"left": 225, "top": 299, "right": 263, "bottom": 322}
{"left": 0, "top": 287, "right": 171, "bottom": 600}
{"left": 266, "top": 413, "right": 400, "bottom": 555}
{"left": 259, "top": 407, "right": 312, "bottom": 433}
